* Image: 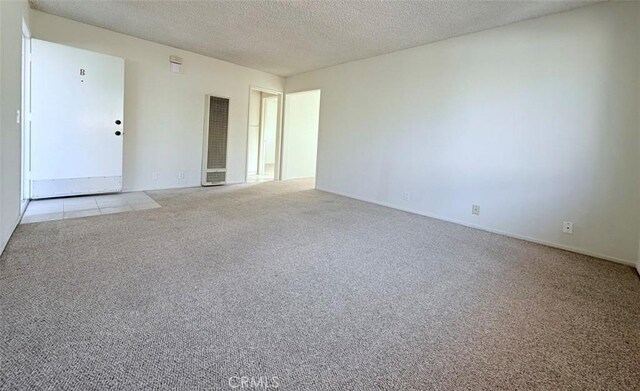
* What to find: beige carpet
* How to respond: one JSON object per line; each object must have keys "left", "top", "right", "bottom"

{"left": 1, "top": 179, "right": 639, "bottom": 390}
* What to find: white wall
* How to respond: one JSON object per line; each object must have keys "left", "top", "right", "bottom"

{"left": 247, "top": 90, "right": 261, "bottom": 175}
{"left": 286, "top": 2, "right": 640, "bottom": 265}
{"left": 282, "top": 90, "right": 321, "bottom": 180}
{"left": 0, "top": 0, "right": 30, "bottom": 255}
{"left": 262, "top": 96, "right": 278, "bottom": 165}
{"left": 31, "top": 10, "right": 284, "bottom": 191}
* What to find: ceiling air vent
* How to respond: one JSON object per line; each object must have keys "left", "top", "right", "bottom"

{"left": 202, "top": 95, "right": 229, "bottom": 186}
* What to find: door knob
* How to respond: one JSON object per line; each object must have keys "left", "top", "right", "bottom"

{"left": 115, "top": 120, "right": 122, "bottom": 125}
{"left": 115, "top": 131, "right": 122, "bottom": 136}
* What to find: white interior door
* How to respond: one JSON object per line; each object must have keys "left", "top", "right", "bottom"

{"left": 30, "top": 39, "right": 124, "bottom": 199}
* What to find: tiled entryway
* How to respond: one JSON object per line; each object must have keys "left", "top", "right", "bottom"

{"left": 248, "top": 163, "right": 275, "bottom": 183}
{"left": 21, "top": 192, "right": 161, "bottom": 224}
{"left": 247, "top": 174, "right": 273, "bottom": 183}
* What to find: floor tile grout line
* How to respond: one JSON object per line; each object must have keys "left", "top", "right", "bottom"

{"left": 22, "top": 192, "right": 160, "bottom": 224}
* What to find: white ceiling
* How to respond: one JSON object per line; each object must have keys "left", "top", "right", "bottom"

{"left": 30, "top": 0, "right": 600, "bottom": 77}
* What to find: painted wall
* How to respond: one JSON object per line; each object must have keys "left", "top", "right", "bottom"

{"left": 247, "top": 90, "right": 261, "bottom": 176}
{"left": 31, "top": 10, "right": 284, "bottom": 191}
{"left": 0, "top": 0, "right": 30, "bottom": 254}
{"left": 262, "top": 96, "right": 278, "bottom": 165}
{"left": 286, "top": 2, "right": 640, "bottom": 265}
{"left": 282, "top": 90, "right": 321, "bottom": 180}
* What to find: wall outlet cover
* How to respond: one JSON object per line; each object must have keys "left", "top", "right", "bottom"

{"left": 472, "top": 205, "right": 480, "bottom": 215}
{"left": 563, "top": 221, "right": 573, "bottom": 234}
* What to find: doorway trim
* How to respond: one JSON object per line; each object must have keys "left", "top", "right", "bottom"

{"left": 20, "top": 18, "right": 31, "bottom": 213}
{"left": 245, "top": 86, "right": 283, "bottom": 182}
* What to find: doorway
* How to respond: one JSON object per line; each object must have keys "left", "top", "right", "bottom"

{"left": 281, "top": 90, "right": 321, "bottom": 180}
{"left": 246, "top": 87, "right": 283, "bottom": 183}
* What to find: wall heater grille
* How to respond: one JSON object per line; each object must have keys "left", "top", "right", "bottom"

{"left": 202, "top": 96, "right": 229, "bottom": 185}
{"left": 206, "top": 171, "right": 226, "bottom": 184}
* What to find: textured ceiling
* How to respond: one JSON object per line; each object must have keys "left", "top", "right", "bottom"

{"left": 30, "top": 0, "right": 600, "bottom": 77}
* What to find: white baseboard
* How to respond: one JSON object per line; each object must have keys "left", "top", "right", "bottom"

{"left": 282, "top": 176, "right": 315, "bottom": 181}
{"left": 316, "top": 186, "right": 636, "bottom": 268}
{"left": 123, "top": 181, "right": 247, "bottom": 193}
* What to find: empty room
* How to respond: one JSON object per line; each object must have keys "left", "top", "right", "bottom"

{"left": 1, "top": 0, "right": 638, "bottom": 389}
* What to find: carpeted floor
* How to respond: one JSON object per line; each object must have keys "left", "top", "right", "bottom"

{"left": 1, "top": 179, "right": 639, "bottom": 390}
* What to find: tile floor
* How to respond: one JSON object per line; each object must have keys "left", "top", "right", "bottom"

{"left": 247, "top": 174, "right": 274, "bottom": 183}
{"left": 21, "top": 192, "right": 161, "bottom": 224}
{"left": 247, "top": 164, "right": 275, "bottom": 183}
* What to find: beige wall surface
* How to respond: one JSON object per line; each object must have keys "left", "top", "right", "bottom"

{"left": 31, "top": 10, "right": 284, "bottom": 192}
{"left": 286, "top": 2, "right": 640, "bottom": 265}
{"left": 282, "top": 90, "right": 321, "bottom": 180}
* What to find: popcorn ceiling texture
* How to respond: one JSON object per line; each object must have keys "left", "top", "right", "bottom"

{"left": 29, "top": 0, "right": 598, "bottom": 76}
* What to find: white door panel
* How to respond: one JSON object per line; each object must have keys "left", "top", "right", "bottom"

{"left": 31, "top": 39, "right": 124, "bottom": 198}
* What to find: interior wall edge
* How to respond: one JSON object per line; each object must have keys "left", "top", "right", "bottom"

{"left": 0, "top": 0, "right": 30, "bottom": 256}
{"left": 637, "top": 0, "right": 640, "bottom": 273}
{"left": 1, "top": 213, "right": 23, "bottom": 255}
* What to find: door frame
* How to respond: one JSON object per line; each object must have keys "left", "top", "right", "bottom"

{"left": 20, "top": 18, "right": 31, "bottom": 211}
{"left": 245, "top": 86, "right": 283, "bottom": 182}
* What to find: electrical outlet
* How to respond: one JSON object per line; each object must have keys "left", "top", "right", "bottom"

{"left": 16, "top": 110, "right": 20, "bottom": 124}
{"left": 563, "top": 221, "right": 573, "bottom": 234}
{"left": 178, "top": 171, "right": 185, "bottom": 180}
{"left": 472, "top": 205, "right": 480, "bottom": 215}
{"left": 403, "top": 192, "right": 410, "bottom": 201}
{"left": 152, "top": 172, "right": 159, "bottom": 180}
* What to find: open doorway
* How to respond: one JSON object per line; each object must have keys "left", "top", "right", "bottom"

{"left": 246, "top": 87, "right": 283, "bottom": 183}
{"left": 281, "top": 89, "right": 321, "bottom": 181}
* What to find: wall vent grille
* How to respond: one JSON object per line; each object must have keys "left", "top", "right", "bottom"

{"left": 202, "top": 96, "right": 229, "bottom": 185}
{"left": 206, "top": 171, "right": 226, "bottom": 184}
